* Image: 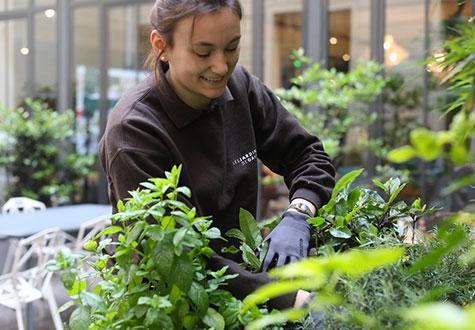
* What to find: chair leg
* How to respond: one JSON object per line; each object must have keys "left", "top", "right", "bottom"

{"left": 44, "top": 285, "right": 64, "bottom": 330}
{"left": 2, "top": 238, "right": 18, "bottom": 274}
{"left": 15, "top": 303, "right": 25, "bottom": 330}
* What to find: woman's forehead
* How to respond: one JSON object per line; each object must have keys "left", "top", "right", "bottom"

{"left": 175, "top": 8, "right": 241, "bottom": 46}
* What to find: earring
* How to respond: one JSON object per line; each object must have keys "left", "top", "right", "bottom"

{"left": 161, "top": 56, "right": 167, "bottom": 62}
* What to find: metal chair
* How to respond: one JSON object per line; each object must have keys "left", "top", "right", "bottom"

{"left": 1, "top": 197, "right": 47, "bottom": 274}
{"left": 2, "top": 197, "right": 46, "bottom": 214}
{"left": 0, "top": 227, "right": 65, "bottom": 330}
{"left": 74, "top": 214, "right": 111, "bottom": 252}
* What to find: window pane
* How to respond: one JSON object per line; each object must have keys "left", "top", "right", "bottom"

{"left": 108, "top": 5, "right": 147, "bottom": 111}
{"left": 139, "top": 4, "right": 153, "bottom": 71}
{"left": 74, "top": 6, "right": 99, "bottom": 156}
{"left": 0, "top": 19, "right": 28, "bottom": 110}
{"left": 274, "top": 12, "right": 302, "bottom": 88}
{"left": 35, "top": 0, "right": 56, "bottom": 7}
{"left": 0, "top": 0, "right": 28, "bottom": 11}
{"left": 35, "top": 10, "right": 57, "bottom": 105}
{"left": 329, "top": 1, "right": 371, "bottom": 71}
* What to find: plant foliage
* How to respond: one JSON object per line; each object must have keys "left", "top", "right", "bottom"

{"left": 275, "top": 48, "right": 386, "bottom": 164}
{"left": 0, "top": 99, "right": 94, "bottom": 205}
{"left": 388, "top": 18, "right": 475, "bottom": 195}
{"left": 48, "top": 166, "right": 269, "bottom": 330}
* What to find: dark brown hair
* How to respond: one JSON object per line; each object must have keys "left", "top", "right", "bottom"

{"left": 145, "top": 0, "right": 242, "bottom": 75}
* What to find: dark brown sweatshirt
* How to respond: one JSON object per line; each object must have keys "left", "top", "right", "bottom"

{"left": 99, "top": 63, "right": 335, "bottom": 309}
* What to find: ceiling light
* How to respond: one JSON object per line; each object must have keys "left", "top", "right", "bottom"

{"left": 44, "top": 9, "right": 55, "bottom": 18}
{"left": 342, "top": 54, "right": 350, "bottom": 62}
{"left": 329, "top": 37, "right": 338, "bottom": 45}
{"left": 20, "top": 47, "right": 29, "bottom": 55}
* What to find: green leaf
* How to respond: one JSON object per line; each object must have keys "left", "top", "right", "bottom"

{"left": 225, "top": 228, "right": 246, "bottom": 242}
{"left": 203, "top": 307, "right": 225, "bottom": 330}
{"left": 308, "top": 216, "right": 325, "bottom": 228}
{"left": 83, "top": 240, "right": 97, "bottom": 251}
{"left": 329, "top": 227, "right": 352, "bottom": 239}
{"left": 241, "top": 243, "right": 261, "bottom": 270}
{"left": 239, "top": 208, "right": 262, "bottom": 250}
{"left": 387, "top": 146, "right": 418, "bottom": 163}
{"left": 204, "top": 227, "right": 221, "bottom": 239}
{"left": 332, "top": 168, "right": 364, "bottom": 199}
{"left": 245, "top": 308, "right": 307, "bottom": 330}
{"left": 404, "top": 303, "right": 472, "bottom": 330}
{"left": 69, "top": 306, "right": 91, "bottom": 330}
{"left": 95, "top": 225, "right": 123, "bottom": 239}
{"left": 126, "top": 221, "right": 145, "bottom": 245}
{"left": 410, "top": 128, "right": 443, "bottom": 161}
{"left": 170, "top": 254, "right": 194, "bottom": 293}
{"left": 188, "top": 282, "right": 209, "bottom": 316}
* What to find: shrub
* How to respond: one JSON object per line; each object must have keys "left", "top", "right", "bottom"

{"left": 0, "top": 99, "right": 94, "bottom": 205}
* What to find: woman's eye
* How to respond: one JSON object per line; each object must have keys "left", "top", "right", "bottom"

{"left": 226, "top": 47, "right": 238, "bottom": 53}
{"left": 196, "top": 53, "right": 210, "bottom": 58}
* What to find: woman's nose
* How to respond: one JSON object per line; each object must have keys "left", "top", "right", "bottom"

{"left": 211, "top": 53, "right": 229, "bottom": 76}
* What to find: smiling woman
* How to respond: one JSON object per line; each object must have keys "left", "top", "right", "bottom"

{"left": 99, "top": 0, "right": 335, "bottom": 312}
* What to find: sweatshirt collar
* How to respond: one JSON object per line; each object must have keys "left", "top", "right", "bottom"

{"left": 155, "top": 62, "right": 234, "bottom": 129}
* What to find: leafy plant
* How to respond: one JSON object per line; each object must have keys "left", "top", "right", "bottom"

{"left": 309, "top": 169, "right": 437, "bottom": 253}
{"left": 388, "top": 18, "right": 475, "bottom": 196}
{"left": 241, "top": 217, "right": 474, "bottom": 330}
{"left": 0, "top": 99, "right": 94, "bottom": 205}
{"left": 275, "top": 48, "right": 386, "bottom": 166}
{"left": 48, "top": 166, "right": 270, "bottom": 330}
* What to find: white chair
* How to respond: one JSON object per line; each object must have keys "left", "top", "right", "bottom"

{"left": 2, "top": 197, "right": 46, "bottom": 214}
{"left": 74, "top": 215, "right": 111, "bottom": 252}
{"left": 0, "top": 227, "right": 65, "bottom": 330}
{"left": 1, "top": 197, "right": 47, "bottom": 274}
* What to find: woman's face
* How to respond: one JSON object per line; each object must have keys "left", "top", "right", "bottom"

{"left": 161, "top": 8, "right": 241, "bottom": 110}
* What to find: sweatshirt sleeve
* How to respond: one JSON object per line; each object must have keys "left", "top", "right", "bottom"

{"left": 99, "top": 117, "right": 178, "bottom": 213}
{"left": 244, "top": 68, "right": 336, "bottom": 209}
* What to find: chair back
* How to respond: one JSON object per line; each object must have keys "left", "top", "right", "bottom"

{"left": 10, "top": 227, "right": 65, "bottom": 291}
{"left": 75, "top": 215, "right": 111, "bottom": 251}
{"left": 2, "top": 197, "right": 46, "bottom": 214}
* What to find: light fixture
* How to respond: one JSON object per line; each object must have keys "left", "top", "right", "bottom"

{"left": 342, "top": 54, "right": 350, "bottom": 62}
{"left": 20, "top": 47, "right": 29, "bottom": 55}
{"left": 384, "top": 34, "right": 408, "bottom": 67}
{"left": 44, "top": 9, "right": 55, "bottom": 18}
{"left": 329, "top": 37, "right": 338, "bottom": 45}
{"left": 389, "top": 52, "right": 398, "bottom": 63}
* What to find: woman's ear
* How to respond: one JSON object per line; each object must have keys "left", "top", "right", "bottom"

{"left": 150, "top": 30, "right": 168, "bottom": 61}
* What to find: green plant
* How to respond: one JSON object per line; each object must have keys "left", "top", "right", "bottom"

{"left": 388, "top": 18, "right": 475, "bottom": 196}
{"left": 48, "top": 166, "right": 274, "bottom": 330}
{"left": 309, "top": 169, "right": 437, "bottom": 253}
{"left": 275, "top": 48, "right": 386, "bottom": 166}
{"left": 0, "top": 99, "right": 94, "bottom": 205}
{"left": 241, "top": 217, "right": 474, "bottom": 330}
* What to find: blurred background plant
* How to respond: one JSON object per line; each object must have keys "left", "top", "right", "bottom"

{"left": 388, "top": 17, "right": 475, "bottom": 212}
{"left": 275, "top": 48, "right": 386, "bottom": 168}
{"left": 0, "top": 99, "right": 94, "bottom": 206}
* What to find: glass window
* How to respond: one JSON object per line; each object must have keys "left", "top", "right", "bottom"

{"left": 0, "top": 19, "right": 28, "bottom": 110}
{"left": 329, "top": 1, "right": 371, "bottom": 71}
{"left": 139, "top": 4, "right": 153, "bottom": 70}
{"left": 34, "top": 10, "right": 57, "bottom": 106}
{"left": 108, "top": 5, "right": 147, "bottom": 111}
{"left": 0, "top": 0, "right": 28, "bottom": 11}
{"left": 35, "top": 0, "right": 56, "bottom": 7}
{"left": 274, "top": 12, "right": 302, "bottom": 88}
{"left": 73, "top": 6, "right": 100, "bottom": 156}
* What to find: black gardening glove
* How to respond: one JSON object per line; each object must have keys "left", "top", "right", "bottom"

{"left": 261, "top": 210, "right": 311, "bottom": 271}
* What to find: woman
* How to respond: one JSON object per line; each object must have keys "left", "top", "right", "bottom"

{"left": 99, "top": 0, "right": 335, "bottom": 310}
